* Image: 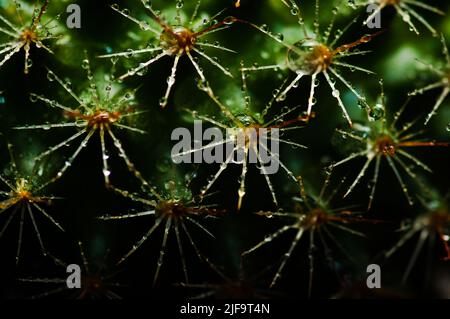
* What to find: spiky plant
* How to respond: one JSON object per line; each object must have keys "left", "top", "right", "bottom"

{"left": 98, "top": 0, "right": 237, "bottom": 108}
{"left": 14, "top": 56, "right": 147, "bottom": 189}
{"left": 329, "top": 87, "right": 448, "bottom": 209}
{"left": 409, "top": 35, "right": 450, "bottom": 125}
{"left": 241, "top": 171, "right": 376, "bottom": 297}
{"left": 176, "top": 69, "right": 308, "bottom": 211}
{"left": 98, "top": 177, "right": 224, "bottom": 286}
{"left": 0, "top": 0, "right": 60, "bottom": 73}
{"left": 0, "top": 141, "right": 64, "bottom": 265}
{"left": 383, "top": 192, "right": 449, "bottom": 283}
{"left": 240, "top": 0, "right": 381, "bottom": 126}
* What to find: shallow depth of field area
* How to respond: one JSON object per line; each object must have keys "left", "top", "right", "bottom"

{"left": 0, "top": 0, "right": 449, "bottom": 299}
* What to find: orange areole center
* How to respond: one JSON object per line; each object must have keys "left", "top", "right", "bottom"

{"left": 21, "top": 28, "right": 38, "bottom": 43}
{"left": 160, "top": 27, "right": 196, "bottom": 55}
{"left": 375, "top": 136, "right": 396, "bottom": 157}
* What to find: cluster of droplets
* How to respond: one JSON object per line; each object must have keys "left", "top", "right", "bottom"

{"left": 0, "top": 0, "right": 449, "bottom": 299}
{"left": 100, "top": 0, "right": 238, "bottom": 108}
{"left": 0, "top": 0, "right": 63, "bottom": 74}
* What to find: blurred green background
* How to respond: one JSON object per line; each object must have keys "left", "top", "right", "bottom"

{"left": 0, "top": 0, "right": 449, "bottom": 299}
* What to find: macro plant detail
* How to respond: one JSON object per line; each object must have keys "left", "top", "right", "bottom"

{"left": 98, "top": 178, "right": 223, "bottom": 286}
{"left": 0, "top": 0, "right": 449, "bottom": 301}
{"left": 178, "top": 70, "right": 308, "bottom": 211}
{"left": 349, "top": 0, "right": 444, "bottom": 36}
{"left": 383, "top": 193, "right": 450, "bottom": 283}
{"left": 98, "top": 0, "right": 237, "bottom": 108}
{"left": 14, "top": 57, "right": 147, "bottom": 189}
{"left": 178, "top": 262, "right": 279, "bottom": 299}
{"left": 0, "top": 0, "right": 60, "bottom": 74}
{"left": 19, "top": 241, "right": 123, "bottom": 299}
{"left": 329, "top": 92, "right": 449, "bottom": 209}
{"left": 241, "top": 0, "right": 381, "bottom": 126}
{"left": 0, "top": 142, "right": 64, "bottom": 265}
{"left": 241, "top": 172, "right": 372, "bottom": 297}
{"left": 409, "top": 35, "right": 450, "bottom": 125}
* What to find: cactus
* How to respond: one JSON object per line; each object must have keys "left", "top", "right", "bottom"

{"left": 0, "top": 0, "right": 449, "bottom": 300}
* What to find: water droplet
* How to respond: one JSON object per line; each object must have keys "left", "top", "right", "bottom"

{"left": 282, "top": 106, "right": 290, "bottom": 113}
{"left": 29, "top": 94, "right": 38, "bottom": 103}
{"left": 197, "top": 78, "right": 208, "bottom": 91}
{"left": 224, "top": 17, "right": 235, "bottom": 25}
{"left": 357, "top": 99, "right": 367, "bottom": 109}
{"left": 139, "top": 21, "right": 150, "bottom": 30}
{"left": 176, "top": 0, "right": 184, "bottom": 9}
{"left": 276, "top": 33, "right": 284, "bottom": 41}
{"left": 402, "top": 13, "right": 411, "bottom": 23}
{"left": 166, "top": 75, "right": 175, "bottom": 86}
{"left": 82, "top": 59, "right": 90, "bottom": 69}
{"left": 143, "top": 0, "right": 152, "bottom": 9}
{"left": 125, "top": 48, "right": 134, "bottom": 58}
{"left": 325, "top": 165, "right": 334, "bottom": 176}
{"left": 47, "top": 71, "right": 56, "bottom": 82}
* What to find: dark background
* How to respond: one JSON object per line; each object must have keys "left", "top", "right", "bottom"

{"left": 0, "top": 0, "right": 449, "bottom": 299}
